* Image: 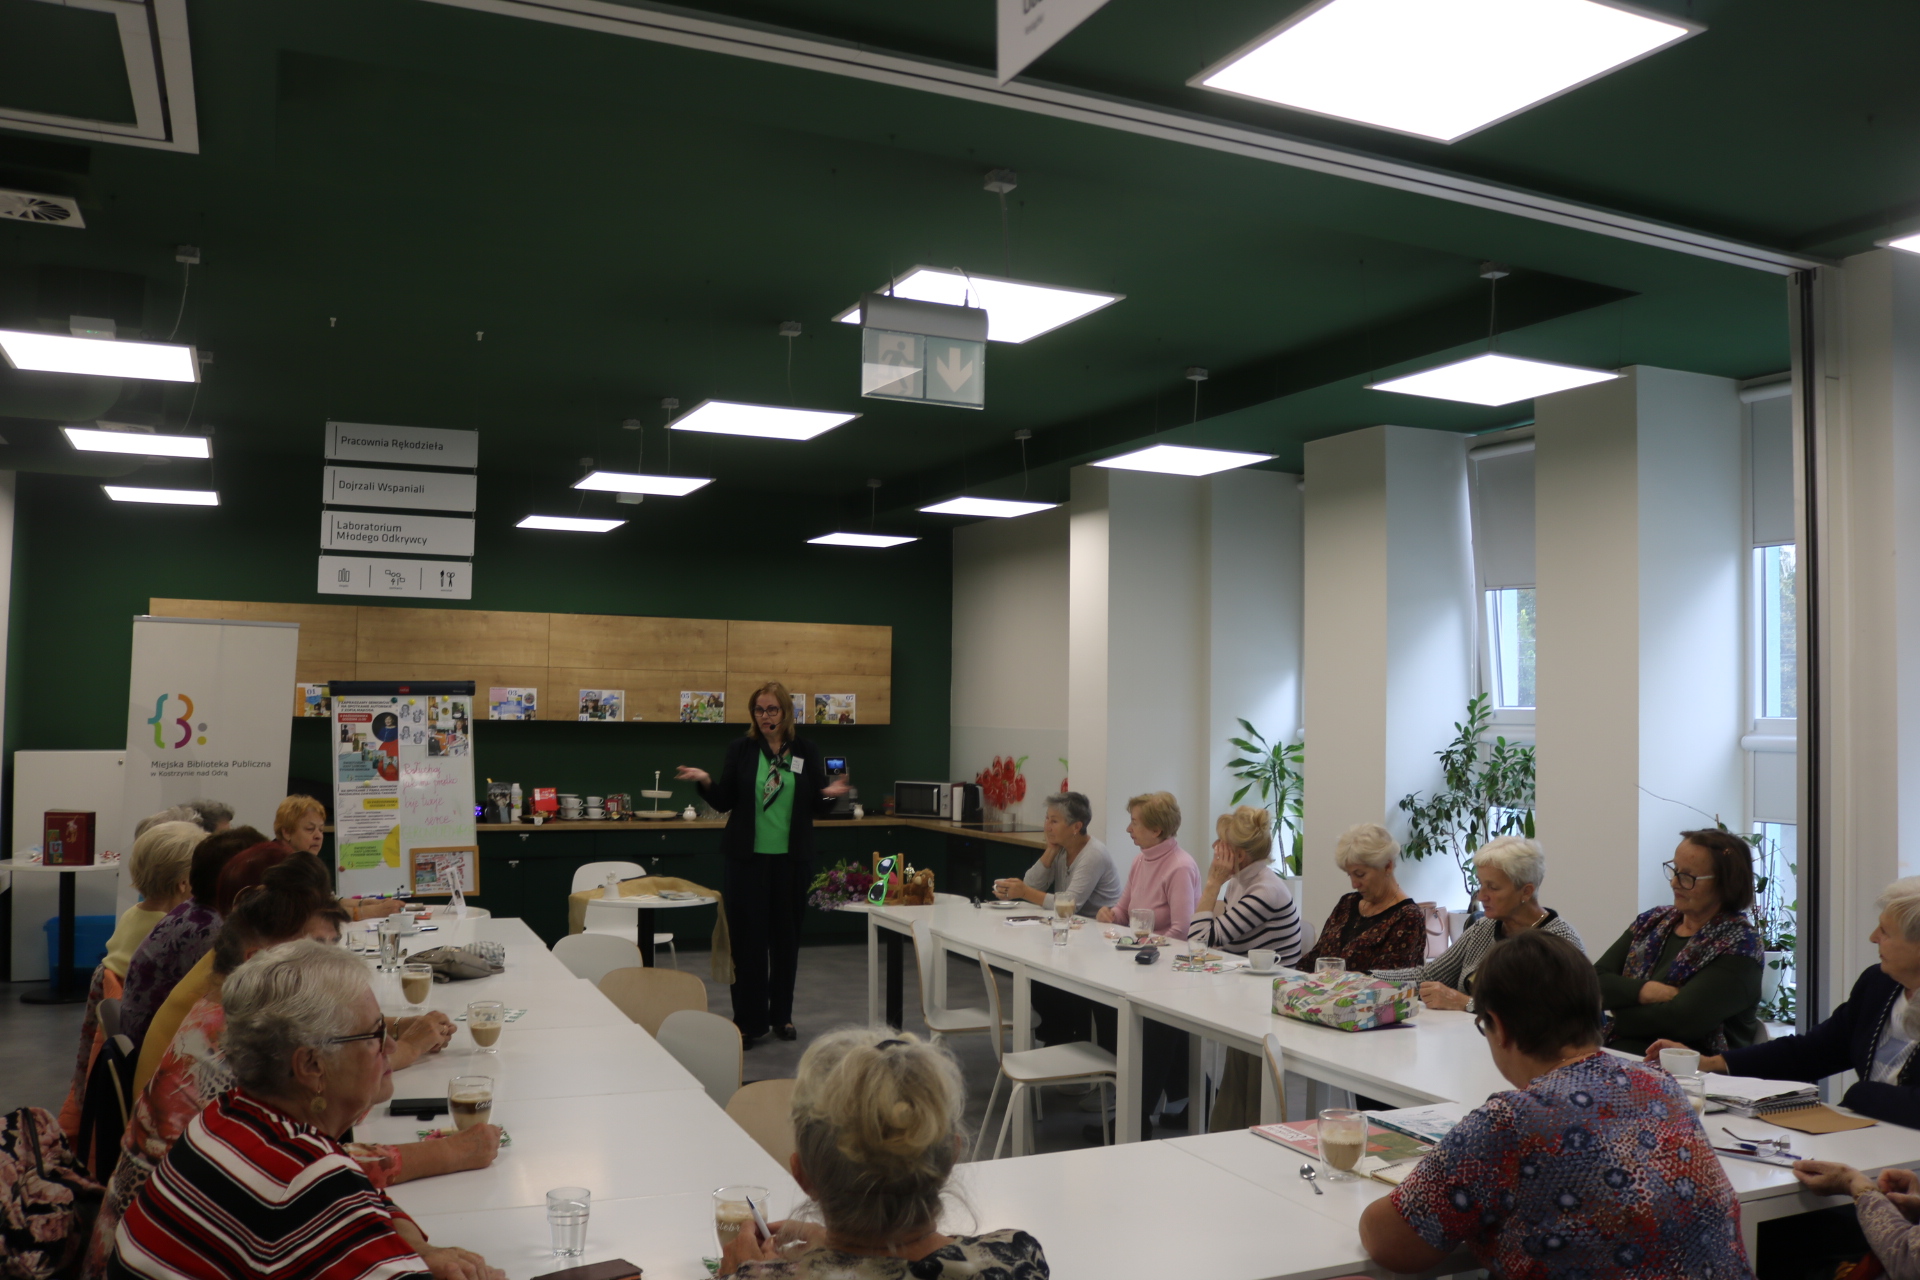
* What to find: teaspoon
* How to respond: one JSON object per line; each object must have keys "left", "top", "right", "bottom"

{"left": 1299, "top": 1162, "right": 1323, "bottom": 1195}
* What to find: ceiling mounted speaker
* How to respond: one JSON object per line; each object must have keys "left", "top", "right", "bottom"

{"left": 0, "top": 188, "right": 84, "bottom": 228}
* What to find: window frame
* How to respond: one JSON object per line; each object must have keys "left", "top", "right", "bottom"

{"left": 1467, "top": 434, "right": 1536, "bottom": 734}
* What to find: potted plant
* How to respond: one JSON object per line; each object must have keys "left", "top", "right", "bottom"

{"left": 1740, "top": 828, "right": 1797, "bottom": 1024}
{"left": 974, "top": 755, "right": 1029, "bottom": 827}
{"left": 1226, "top": 721, "right": 1305, "bottom": 890}
{"left": 1397, "top": 694, "right": 1536, "bottom": 930}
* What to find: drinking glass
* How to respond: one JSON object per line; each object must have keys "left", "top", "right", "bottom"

{"left": 448, "top": 1075, "right": 493, "bottom": 1132}
{"left": 1678, "top": 1073, "right": 1708, "bottom": 1115}
{"left": 467, "top": 1001, "right": 505, "bottom": 1054}
{"left": 1129, "top": 909, "right": 1153, "bottom": 944}
{"left": 376, "top": 919, "right": 406, "bottom": 971}
{"left": 547, "top": 1186, "right": 591, "bottom": 1256}
{"left": 1318, "top": 1108, "right": 1367, "bottom": 1181}
{"left": 1054, "top": 894, "right": 1075, "bottom": 920}
{"left": 400, "top": 963, "right": 433, "bottom": 1010}
{"left": 1315, "top": 956, "right": 1347, "bottom": 976}
{"left": 714, "top": 1185, "right": 769, "bottom": 1258}
{"left": 1050, "top": 916, "right": 1071, "bottom": 947}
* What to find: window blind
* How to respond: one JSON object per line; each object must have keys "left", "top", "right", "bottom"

{"left": 1750, "top": 395, "right": 1793, "bottom": 547}
{"left": 1470, "top": 443, "right": 1534, "bottom": 590}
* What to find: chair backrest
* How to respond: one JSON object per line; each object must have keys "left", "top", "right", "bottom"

{"left": 657, "top": 1009, "right": 743, "bottom": 1107}
{"left": 725, "top": 1078, "right": 797, "bottom": 1166}
{"left": 572, "top": 861, "right": 647, "bottom": 894}
{"left": 97, "top": 997, "right": 121, "bottom": 1041}
{"left": 974, "top": 951, "right": 1006, "bottom": 1067}
{"left": 599, "top": 965, "right": 708, "bottom": 1036}
{"left": 552, "top": 933, "right": 643, "bottom": 985}
{"left": 1262, "top": 1032, "right": 1288, "bottom": 1121}
{"left": 909, "top": 919, "right": 938, "bottom": 1019}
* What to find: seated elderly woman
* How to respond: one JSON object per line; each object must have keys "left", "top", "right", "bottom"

{"left": 1360, "top": 931, "right": 1753, "bottom": 1279}
{"left": 275, "top": 794, "right": 400, "bottom": 921}
{"left": 1650, "top": 874, "right": 1920, "bottom": 1130}
{"left": 1374, "top": 836, "right": 1585, "bottom": 1009}
{"left": 112, "top": 939, "right": 505, "bottom": 1280}
{"left": 1298, "top": 823, "right": 1427, "bottom": 973}
{"left": 87, "top": 864, "right": 477, "bottom": 1280}
{"left": 1595, "top": 828, "right": 1763, "bottom": 1055}
{"left": 718, "top": 1029, "right": 1044, "bottom": 1278}
{"left": 992, "top": 790, "right": 1120, "bottom": 917}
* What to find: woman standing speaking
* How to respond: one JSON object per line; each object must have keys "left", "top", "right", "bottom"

{"left": 678, "top": 682, "right": 847, "bottom": 1046}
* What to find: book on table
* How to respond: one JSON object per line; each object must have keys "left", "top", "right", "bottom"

{"left": 1702, "top": 1074, "right": 1821, "bottom": 1116}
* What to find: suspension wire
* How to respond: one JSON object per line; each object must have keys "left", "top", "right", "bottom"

{"left": 1487, "top": 273, "right": 1500, "bottom": 350}
{"left": 999, "top": 192, "right": 1011, "bottom": 277}
{"left": 166, "top": 260, "right": 192, "bottom": 342}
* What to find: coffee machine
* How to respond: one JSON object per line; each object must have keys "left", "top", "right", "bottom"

{"left": 824, "top": 755, "right": 857, "bottom": 817}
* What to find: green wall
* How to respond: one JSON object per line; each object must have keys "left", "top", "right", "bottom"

{"left": 5, "top": 457, "right": 954, "bottom": 946}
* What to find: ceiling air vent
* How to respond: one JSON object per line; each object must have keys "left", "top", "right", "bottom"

{"left": 0, "top": 188, "right": 84, "bottom": 229}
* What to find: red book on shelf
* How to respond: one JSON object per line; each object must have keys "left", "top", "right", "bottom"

{"left": 533, "top": 787, "right": 558, "bottom": 813}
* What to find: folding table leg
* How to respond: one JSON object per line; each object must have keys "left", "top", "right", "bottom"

{"left": 866, "top": 916, "right": 881, "bottom": 1027}
{"left": 1116, "top": 1000, "right": 1142, "bottom": 1144}
{"left": 1010, "top": 962, "right": 1033, "bottom": 1154}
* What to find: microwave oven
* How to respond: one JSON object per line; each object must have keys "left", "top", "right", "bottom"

{"left": 894, "top": 781, "right": 949, "bottom": 818}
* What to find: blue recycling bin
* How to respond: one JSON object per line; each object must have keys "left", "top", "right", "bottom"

{"left": 44, "top": 914, "right": 114, "bottom": 978}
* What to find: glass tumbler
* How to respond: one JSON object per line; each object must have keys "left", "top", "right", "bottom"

{"left": 1315, "top": 956, "right": 1348, "bottom": 976}
{"left": 1129, "top": 908, "right": 1153, "bottom": 944}
{"left": 1050, "top": 916, "right": 1071, "bottom": 947}
{"left": 547, "top": 1186, "right": 591, "bottom": 1256}
{"left": 714, "top": 1185, "right": 768, "bottom": 1258}
{"left": 467, "top": 1000, "right": 505, "bottom": 1054}
{"left": 400, "top": 963, "right": 433, "bottom": 1011}
{"left": 1054, "top": 894, "right": 1075, "bottom": 920}
{"left": 1318, "top": 1108, "right": 1367, "bottom": 1181}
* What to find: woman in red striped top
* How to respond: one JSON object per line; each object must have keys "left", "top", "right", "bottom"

{"left": 110, "top": 940, "right": 503, "bottom": 1280}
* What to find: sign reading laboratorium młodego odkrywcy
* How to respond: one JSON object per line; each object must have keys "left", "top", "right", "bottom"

{"left": 318, "top": 421, "right": 477, "bottom": 600}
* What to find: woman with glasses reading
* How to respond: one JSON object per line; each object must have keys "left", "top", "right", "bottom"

{"left": 679, "top": 681, "right": 848, "bottom": 1047}
{"left": 1591, "top": 829, "right": 1763, "bottom": 1056}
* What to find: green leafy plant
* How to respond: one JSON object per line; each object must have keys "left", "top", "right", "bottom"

{"left": 1227, "top": 720, "right": 1305, "bottom": 875}
{"left": 1396, "top": 694, "right": 1536, "bottom": 909}
{"left": 1737, "top": 827, "right": 1798, "bottom": 1023}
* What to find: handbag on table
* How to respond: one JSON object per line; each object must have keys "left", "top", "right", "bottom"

{"left": 1272, "top": 970, "right": 1420, "bottom": 1032}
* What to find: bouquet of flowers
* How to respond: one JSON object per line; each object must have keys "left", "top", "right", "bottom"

{"left": 807, "top": 859, "right": 876, "bottom": 911}
{"left": 976, "top": 755, "right": 1029, "bottom": 813}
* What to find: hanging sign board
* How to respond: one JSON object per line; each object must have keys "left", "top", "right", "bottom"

{"left": 997, "top": 0, "right": 1110, "bottom": 83}
{"left": 321, "top": 511, "right": 475, "bottom": 557}
{"left": 317, "top": 555, "right": 471, "bottom": 600}
{"left": 326, "top": 421, "right": 479, "bottom": 469}
{"left": 324, "top": 466, "right": 477, "bottom": 512}
{"left": 860, "top": 293, "right": 986, "bottom": 410}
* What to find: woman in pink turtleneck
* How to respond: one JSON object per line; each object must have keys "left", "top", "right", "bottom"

{"left": 1096, "top": 792, "right": 1202, "bottom": 939}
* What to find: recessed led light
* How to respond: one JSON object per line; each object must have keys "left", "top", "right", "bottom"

{"left": 1887, "top": 232, "right": 1920, "bottom": 254}
{"left": 920, "top": 497, "right": 1058, "bottom": 518}
{"left": 573, "top": 471, "right": 713, "bottom": 496}
{"left": 1368, "top": 352, "right": 1620, "bottom": 406}
{"left": 1193, "top": 0, "right": 1696, "bottom": 143}
{"left": 1, "top": 330, "right": 199, "bottom": 382}
{"left": 835, "top": 267, "right": 1122, "bottom": 344}
{"left": 518, "top": 515, "right": 626, "bottom": 532}
{"left": 103, "top": 486, "right": 218, "bottom": 505}
{"left": 809, "top": 532, "right": 919, "bottom": 548}
{"left": 1094, "top": 444, "right": 1275, "bottom": 476}
{"left": 668, "top": 400, "right": 859, "bottom": 441}
{"left": 63, "top": 425, "right": 211, "bottom": 458}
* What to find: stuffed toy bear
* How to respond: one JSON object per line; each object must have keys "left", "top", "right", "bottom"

{"left": 898, "top": 866, "right": 937, "bottom": 906}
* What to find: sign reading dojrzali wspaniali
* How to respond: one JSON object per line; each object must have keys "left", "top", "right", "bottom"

{"left": 324, "top": 465, "right": 477, "bottom": 513}
{"left": 326, "top": 421, "right": 479, "bottom": 469}
{"left": 321, "top": 511, "right": 475, "bottom": 557}
{"left": 317, "top": 555, "right": 471, "bottom": 600}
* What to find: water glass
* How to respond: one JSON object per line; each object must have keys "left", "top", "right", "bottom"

{"left": 1315, "top": 956, "right": 1347, "bottom": 976}
{"left": 376, "top": 920, "right": 406, "bottom": 971}
{"left": 1129, "top": 909, "right": 1153, "bottom": 943}
{"left": 1318, "top": 1107, "right": 1367, "bottom": 1181}
{"left": 1678, "top": 1072, "right": 1708, "bottom": 1115}
{"left": 1050, "top": 916, "right": 1071, "bottom": 947}
{"left": 547, "top": 1186, "right": 591, "bottom": 1256}
{"left": 714, "top": 1185, "right": 768, "bottom": 1257}
{"left": 1054, "top": 894, "right": 1075, "bottom": 920}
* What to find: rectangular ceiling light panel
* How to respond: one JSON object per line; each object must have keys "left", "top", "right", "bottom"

{"left": 64, "top": 425, "right": 211, "bottom": 458}
{"left": 1888, "top": 232, "right": 1920, "bottom": 254}
{"left": 1094, "top": 444, "right": 1275, "bottom": 476}
{"left": 518, "top": 515, "right": 626, "bottom": 532}
{"left": 1369, "top": 352, "right": 1619, "bottom": 406}
{"left": 0, "top": 330, "right": 199, "bottom": 382}
{"left": 835, "top": 268, "right": 1122, "bottom": 344}
{"left": 103, "top": 486, "right": 218, "bottom": 505}
{"left": 920, "top": 497, "right": 1058, "bottom": 518}
{"left": 1194, "top": 0, "right": 1696, "bottom": 142}
{"left": 668, "top": 400, "right": 859, "bottom": 441}
{"left": 809, "top": 532, "right": 919, "bottom": 547}
{"left": 573, "top": 471, "right": 712, "bottom": 496}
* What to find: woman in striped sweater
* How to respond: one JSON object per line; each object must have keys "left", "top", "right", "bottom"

{"left": 1375, "top": 836, "right": 1585, "bottom": 1010}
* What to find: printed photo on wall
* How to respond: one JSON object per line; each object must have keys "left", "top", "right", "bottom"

{"left": 791, "top": 692, "right": 806, "bottom": 721}
{"left": 424, "top": 695, "right": 471, "bottom": 756}
{"left": 813, "top": 693, "right": 856, "bottom": 725}
{"left": 297, "top": 683, "right": 332, "bottom": 718}
{"left": 489, "top": 687, "right": 537, "bottom": 720}
{"left": 679, "top": 690, "right": 725, "bottom": 723}
{"left": 578, "top": 689, "right": 625, "bottom": 721}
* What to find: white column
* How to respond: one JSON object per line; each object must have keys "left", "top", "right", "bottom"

{"left": 1533, "top": 366, "right": 1744, "bottom": 952}
{"left": 1301, "top": 427, "right": 1475, "bottom": 922}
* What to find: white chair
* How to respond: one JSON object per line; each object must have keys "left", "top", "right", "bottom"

{"left": 599, "top": 966, "right": 708, "bottom": 1036}
{"left": 552, "top": 933, "right": 643, "bottom": 985}
{"left": 658, "top": 1008, "right": 743, "bottom": 1108}
{"left": 1262, "top": 1032, "right": 1289, "bottom": 1123}
{"left": 573, "top": 860, "right": 677, "bottom": 968}
{"left": 910, "top": 919, "right": 1002, "bottom": 1048}
{"left": 974, "top": 951, "right": 1115, "bottom": 1160}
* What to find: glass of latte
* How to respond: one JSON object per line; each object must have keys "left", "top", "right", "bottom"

{"left": 467, "top": 1000, "right": 505, "bottom": 1054}
{"left": 400, "top": 963, "right": 433, "bottom": 1010}
{"left": 449, "top": 1075, "right": 493, "bottom": 1131}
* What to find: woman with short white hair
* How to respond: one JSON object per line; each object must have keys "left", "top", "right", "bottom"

{"left": 1376, "top": 836, "right": 1585, "bottom": 1010}
{"left": 1297, "top": 823, "right": 1428, "bottom": 973}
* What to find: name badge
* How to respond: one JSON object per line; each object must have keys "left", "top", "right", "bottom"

{"left": 790, "top": 756, "right": 805, "bottom": 773}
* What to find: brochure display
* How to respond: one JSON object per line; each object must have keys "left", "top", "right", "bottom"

{"left": 332, "top": 680, "right": 476, "bottom": 900}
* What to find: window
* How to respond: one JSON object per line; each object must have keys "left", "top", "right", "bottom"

{"left": 1754, "top": 543, "right": 1797, "bottom": 719}
{"left": 1486, "top": 587, "right": 1536, "bottom": 710}
{"left": 1468, "top": 439, "right": 1535, "bottom": 719}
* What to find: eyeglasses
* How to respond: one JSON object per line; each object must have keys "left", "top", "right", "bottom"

{"left": 328, "top": 1020, "right": 391, "bottom": 1049}
{"left": 1473, "top": 1013, "right": 1491, "bottom": 1038}
{"left": 867, "top": 856, "right": 898, "bottom": 905}
{"left": 1662, "top": 861, "right": 1718, "bottom": 890}
{"left": 752, "top": 705, "right": 783, "bottom": 717}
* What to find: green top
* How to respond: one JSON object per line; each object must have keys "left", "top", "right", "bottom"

{"left": 752, "top": 749, "right": 797, "bottom": 854}
{"left": 1596, "top": 927, "right": 1763, "bottom": 1055}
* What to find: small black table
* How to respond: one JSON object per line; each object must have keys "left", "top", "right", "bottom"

{"left": 2, "top": 858, "right": 120, "bottom": 1004}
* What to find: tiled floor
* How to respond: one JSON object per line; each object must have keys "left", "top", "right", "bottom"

{"left": 0, "top": 982, "right": 89, "bottom": 1116}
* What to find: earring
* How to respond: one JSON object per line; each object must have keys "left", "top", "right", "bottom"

{"left": 310, "top": 1093, "right": 327, "bottom": 1116}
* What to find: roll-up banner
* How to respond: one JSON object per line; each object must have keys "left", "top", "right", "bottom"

{"left": 330, "top": 681, "right": 476, "bottom": 899}
{"left": 123, "top": 616, "right": 300, "bottom": 851}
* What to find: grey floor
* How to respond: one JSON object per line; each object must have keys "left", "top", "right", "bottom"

{"left": 0, "top": 983, "right": 89, "bottom": 1117}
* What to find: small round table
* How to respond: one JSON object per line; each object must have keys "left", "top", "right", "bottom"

{"left": 0, "top": 857, "right": 122, "bottom": 1004}
{"left": 585, "top": 894, "right": 716, "bottom": 967}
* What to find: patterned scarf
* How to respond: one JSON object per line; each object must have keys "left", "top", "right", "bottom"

{"left": 1617, "top": 906, "right": 1763, "bottom": 1052}
{"left": 759, "top": 741, "right": 791, "bottom": 811}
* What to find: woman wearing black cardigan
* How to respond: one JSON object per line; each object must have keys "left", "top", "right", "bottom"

{"left": 677, "top": 681, "right": 847, "bottom": 1045}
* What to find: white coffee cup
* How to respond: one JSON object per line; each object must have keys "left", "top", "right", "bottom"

{"left": 1247, "top": 949, "right": 1279, "bottom": 973}
{"left": 1659, "top": 1047, "right": 1701, "bottom": 1077}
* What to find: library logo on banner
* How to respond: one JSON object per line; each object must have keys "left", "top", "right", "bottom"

{"left": 147, "top": 692, "right": 206, "bottom": 747}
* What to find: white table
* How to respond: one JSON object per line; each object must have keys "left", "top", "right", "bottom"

{"left": 0, "top": 857, "right": 121, "bottom": 1004}
{"left": 585, "top": 894, "right": 716, "bottom": 967}
{"left": 375, "top": 1022, "right": 702, "bottom": 1105}
{"left": 385, "top": 976, "right": 628, "bottom": 1031}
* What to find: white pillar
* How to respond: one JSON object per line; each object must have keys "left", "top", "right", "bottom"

{"left": 1533, "top": 366, "right": 1744, "bottom": 953}
{"left": 1301, "top": 427, "right": 1476, "bottom": 922}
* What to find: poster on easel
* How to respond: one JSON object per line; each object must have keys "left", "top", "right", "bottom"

{"left": 407, "top": 845, "right": 479, "bottom": 897}
{"left": 332, "top": 681, "right": 476, "bottom": 900}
